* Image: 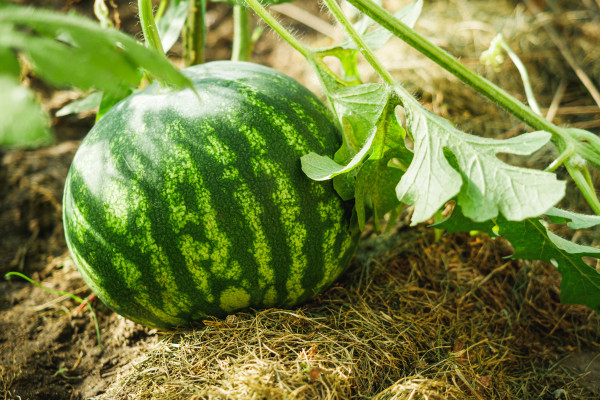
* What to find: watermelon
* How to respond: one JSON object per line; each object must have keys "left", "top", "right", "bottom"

{"left": 63, "top": 61, "right": 360, "bottom": 329}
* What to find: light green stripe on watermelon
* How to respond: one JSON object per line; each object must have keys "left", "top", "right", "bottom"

{"left": 103, "top": 180, "right": 130, "bottom": 236}
{"left": 175, "top": 157, "right": 240, "bottom": 281}
{"left": 262, "top": 286, "right": 278, "bottom": 307}
{"left": 202, "top": 122, "right": 275, "bottom": 289}
{"left": 129, "top": 180, "right": 194, "bottom": 317}
{"left": 239, "top": 88, "right": 311, "bottom": 154}
{"left": 317, "top": 199, "right": 355, "bottom": 292}
{"left": 65, "top": 178, "right": 187, "bottom": 326}
{"left": 63, "top": 183, "right": 101, "bottom": 284}
{"left": 65, "top": 181, "right": 88, "bottom": 247}
{"left": 289, "top": 103, "right": 327, "bottom": 149}
{"left": 233, "top": 182, "right": 275, "bottom": 288}
{"left": 220, "top": 287, "right": 251, "bottom": 313}
{"left": 160, "top": 127, "right": 242, "bottom": 282}
{"left": 111, "top": 253, "right": 186, "bottom": 326}
{"left": 237, "top": 123, "right": 267, "bottom": 155}
{"left": 205, "top": 131, "right": 237, "bottom": 165}
{"left": 250, "top": 156, "right": 308, "bottom": 305}
{"left": 178, "top": 234, "right": 214, "bottom": 303}
{"left": 163, "top": 146, "right": 200, "bottom": 232}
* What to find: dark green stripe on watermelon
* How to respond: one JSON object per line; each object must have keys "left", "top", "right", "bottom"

{"left": 63, "top": 61, "right": 360, "bottom": 329}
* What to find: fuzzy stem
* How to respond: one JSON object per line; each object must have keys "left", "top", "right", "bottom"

{"left": 138, "top": 0, "right": 165, "bottom": 54}
{"left": 565, "top": 163, "right": 600, "bottom": 215}
{"left": 499, "top": 40, "right": 541, "bottom": 116}
{"left": 244, "top": 0, "right": 312, "bottom": 59}
{"left": 545, "top": 146, "right": 575, "bottom": 172}
{"left": 322, "top": 0, "right": 395, "bottom": 86}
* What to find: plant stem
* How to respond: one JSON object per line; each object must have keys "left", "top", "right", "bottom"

{"left": 321, "top": 0, "right": 395, "bottom": 87}
{"left": 155, "top": 0, "right": 168, "bottom": 21}
{"left": 565, "top": 162, "right": 600, "bottom": 214}
{"left": 183, "top": 0, "right": 206, "bottom": 66}
{"left": 344, "top": 0, "right": 564, "bottom": 141}
{"left": 138, "top": 0, "right": 165, "bottom": 54}
{"left": 244, "top": 0, "right": 312, "bottom": 59}
{"left": 499, "top": 40, "right": 541, "bottom": 116}
{"left": 545, "top": 146, "right": 574, "bottom": 172}
{"left": 232, "top": 5, "right": 252, "bottom": 61}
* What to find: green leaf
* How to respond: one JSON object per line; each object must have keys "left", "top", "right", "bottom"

{"left": 497, "top": 215, "right": 600, "bottom": 313}
{"left": 356, "top": 159, "right": 404, "bottom": 231}
{"left": 436, "top": 206, "right": 600, "bottom": 312}
{"left": 0, "top": 46, "right": 20, "bottom": 76}
{"left": 355, "top": 97, "right": 411, "bottom": 231}
{"left": 96, "top": 87, "right": 133, "bottom": 121}
{"left": 156, "top": 0, "right": 191, "bottom": 52}
{"left": 432, "top": 204, "right": 496, "bottom": 234}
{"left": 302, "top": 125, "right": 377, "bottom": 180}
{"left": 333, "top": 83, "right": 389, "bottom": 154}
{"left": 323, "top": 47, "right": 362, "bottom": 85}
{"left": 0, "top": 75, "right": 52, "bottom": 149}
{"left": 301, "top": 83, "right": 388, "bottom": 180}
{"left": 395, "top": 97, "right": 566, "bottom": 225}
{"left": 544, "top": 208, "right": 600, "bottom": 230}
{"left": 0, "top": 6, "right": 191, "bottom": 93}
{"left": 55, "top": 91, "right": 103, "bottom": 117}
{"left": 301, "top": 57, "right": 393, "bottom": 202}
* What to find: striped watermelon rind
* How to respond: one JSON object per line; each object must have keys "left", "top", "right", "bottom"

{"left": 63, "top": 61, "right": 360, "bottom": 329}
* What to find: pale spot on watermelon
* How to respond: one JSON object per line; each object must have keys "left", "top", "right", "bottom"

{"left": 219, "top": 287, "right": 251, "bottom": 313}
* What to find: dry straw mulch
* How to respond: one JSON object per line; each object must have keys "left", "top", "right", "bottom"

{"left": 96, "top": 227, "right": 600, "bottom": 399}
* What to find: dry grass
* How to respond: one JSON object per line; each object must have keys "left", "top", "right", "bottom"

{"left": 96, "top": 227, "right": 600, "bottom": 399}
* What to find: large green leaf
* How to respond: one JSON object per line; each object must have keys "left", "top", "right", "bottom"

{"left": 0, "top": 76, "right": 52, "bottom": 149}
{"left": 499, "top": 216, "right": 600, "bottom": 312}
{"left": 436, "top": 206, "right": 600, "bottom": 312}
{"left": 301, "top": 75, "right": 389, "bottom": 182}
{"left": 395, "top": 95, "right": 566, "bottom": 225}
{"left": 0, "top": 6, "right": 191, "bottom": 93}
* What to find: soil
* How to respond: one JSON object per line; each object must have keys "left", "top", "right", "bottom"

{"left": 1, "top": 0, "right": 600, "bottom": 399}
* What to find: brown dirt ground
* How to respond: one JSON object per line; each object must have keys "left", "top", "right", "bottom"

{"left": 2, "top": 0, "right": 600, "bottom": 399}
